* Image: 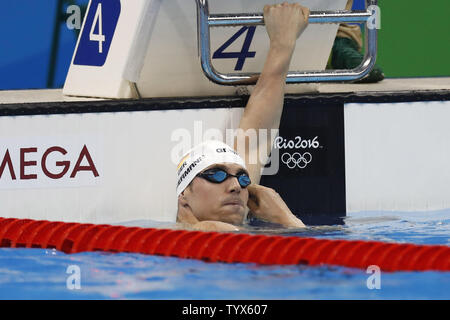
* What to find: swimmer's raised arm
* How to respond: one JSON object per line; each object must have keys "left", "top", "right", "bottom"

{"left": 176, "top": 4, "right": 309, "bottom": 232}
{"left": 235, "top": 3, "right": 309, "bottom": 184}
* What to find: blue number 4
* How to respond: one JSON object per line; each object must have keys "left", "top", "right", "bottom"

{"left": 213, "top": 26, "right": 256, "bottom": 71}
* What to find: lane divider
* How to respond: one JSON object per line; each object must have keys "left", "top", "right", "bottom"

{"left": 0, "top": 217, "right": 448, "bottom": 272}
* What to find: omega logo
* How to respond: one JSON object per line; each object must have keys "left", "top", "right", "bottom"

{"left": 0, "top": 145, "right": 99, "bottom": 181}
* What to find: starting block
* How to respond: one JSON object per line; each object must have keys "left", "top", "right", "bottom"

{"left": 63, "top": 0, "right": 378, "bottom": 99}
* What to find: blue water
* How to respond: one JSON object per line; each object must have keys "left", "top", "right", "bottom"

{"left": 0, "top": 210, "right": 449, "bottom": 300}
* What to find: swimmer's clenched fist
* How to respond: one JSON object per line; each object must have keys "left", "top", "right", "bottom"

{"left": 263, "top": 2, "right": 310, "bottom": 49}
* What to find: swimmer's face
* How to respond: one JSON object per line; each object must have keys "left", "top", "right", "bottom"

{"left": 179, "top": 163, "right": 249, "bottom": 225}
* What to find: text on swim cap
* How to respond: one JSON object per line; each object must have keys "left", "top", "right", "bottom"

{"left": 177, "top": 155, "right": 205, "bottom": 187}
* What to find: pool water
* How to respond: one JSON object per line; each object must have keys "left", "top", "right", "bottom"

{"left": 0, "top": 210, "right": 449, "bottom": 300}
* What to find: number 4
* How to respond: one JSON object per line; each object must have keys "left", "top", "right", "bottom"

{"left": 90, "top": 3, "right": 106, "bottom": 53}
{"left": 213, "top": 26, "right": 256, "bottom": 71}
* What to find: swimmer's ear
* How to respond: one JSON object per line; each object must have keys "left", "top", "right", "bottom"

{"left": 177, "top": 194, "right": 198, "bottom": 224}
{"left": 178, "top": 192, "right": 188, "bottom": 207}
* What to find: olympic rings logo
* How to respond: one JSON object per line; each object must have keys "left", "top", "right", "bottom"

{"left": 281, "top": 152, "right": 312, "bottom": 169}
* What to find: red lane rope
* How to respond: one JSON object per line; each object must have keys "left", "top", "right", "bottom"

{"left": 0, "top": 217, "right": 448, "bottom": 272}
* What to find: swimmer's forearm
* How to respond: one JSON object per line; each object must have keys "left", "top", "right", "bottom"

{"left": 237, "top": 44, "right": 295, "bottom": 184}
{"left": 239, "top": 43, "right": 295, "bottom": 132}
{"left": 257, "top": 208, "right": 305, "bottom": 228}
{"left": 261, "top": 42, "right": 296, "bottom": 79}
{"left": 277, "top": 212, "right": 306, "bottom": 228}
{"left": 239, "top": 2, "right": 309, "bottom": 133}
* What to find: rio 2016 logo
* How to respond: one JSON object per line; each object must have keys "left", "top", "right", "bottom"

{"left": 274, "top": 136, "right": 321, "bottom": 170}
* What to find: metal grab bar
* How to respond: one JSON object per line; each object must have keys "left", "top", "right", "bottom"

{"left": 195, "top": 0, "right": 379, "bottom": 85}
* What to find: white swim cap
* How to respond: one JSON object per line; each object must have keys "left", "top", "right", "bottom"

{"left": 176, "top": 140, "right": 246, "bottom": 196}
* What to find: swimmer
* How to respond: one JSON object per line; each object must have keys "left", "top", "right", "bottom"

{"left": 177, "top": 3, "right": 309, "bottom": 232}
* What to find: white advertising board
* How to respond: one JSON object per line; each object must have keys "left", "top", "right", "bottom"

{"left": 344, "top": 100, "right": 450, "bottom": 213}
{"left": 0, "top": 108, "right": 243, "bottom": 224}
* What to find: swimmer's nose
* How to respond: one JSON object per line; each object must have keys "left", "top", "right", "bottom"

{"left": 227, "top": 176, "right": 242, "bottom": 193}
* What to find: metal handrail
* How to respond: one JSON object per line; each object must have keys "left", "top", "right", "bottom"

{"left": 195, "top": 0, "right": 379, "bottom": 85}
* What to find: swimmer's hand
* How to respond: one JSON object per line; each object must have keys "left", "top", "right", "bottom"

{"left": 247, "top": 184, "right": 306, "bottom": 228}
{"left": 264, "top": 2, "right": 310, "bottom": 50}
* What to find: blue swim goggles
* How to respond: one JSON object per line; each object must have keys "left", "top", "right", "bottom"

{"left": 197, "top": 168, "right": 251, "bottom": 188}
